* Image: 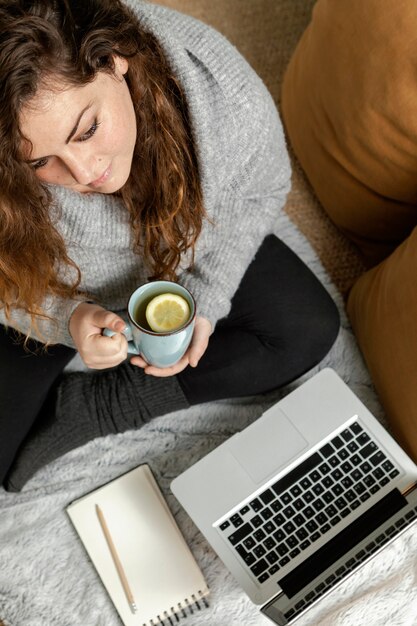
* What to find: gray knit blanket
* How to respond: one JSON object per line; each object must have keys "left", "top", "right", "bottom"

{"left": 1, "top": 212, "right": 416, "bottom": 626}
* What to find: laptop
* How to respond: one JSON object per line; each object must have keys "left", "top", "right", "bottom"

{"left": 171, "top": 368, "right": 417, "bottom": 624}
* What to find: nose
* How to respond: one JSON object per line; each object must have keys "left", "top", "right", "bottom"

{"left": 62, "top": 151, "right": 96, "bottom": 186}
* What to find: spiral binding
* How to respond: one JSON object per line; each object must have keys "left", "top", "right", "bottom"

{"left": 145, "top": 589, "right": 210, "bottom": 626}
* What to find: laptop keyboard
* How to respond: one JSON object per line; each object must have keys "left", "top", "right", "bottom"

{"left": 216, "top": 421, "right": 401, "bottom": 584}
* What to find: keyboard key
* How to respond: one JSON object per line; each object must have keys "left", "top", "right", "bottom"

{"left": 331, "top": 469, "right": 343, "bottom": 482}
{"left": 322, "top": 476, "right": 334, "bottom": 488}
{"left": 273, "top": 513, "right": 285, "bottom": 526}
{"left": 300, "top": 477, "right": 312, "bottom": 489}
{"left": 338, "top": 449, "right": 349, "bottom": 460}
{"left": 390, "top": 469, "right": 400, "bottom": 479}
{"left": 283, "top": 505, "right": 296, "bottom": 518}
{"left": 341, "top": 428, "right": 354, "bottom": 442}
{"left": 331, "top": 435, "right": 344, "bottom": 449}
{"left": 320, "top": 443, "right": 334, "bottom": 458}
{"left": 321, "top": 523, "right": 331, "bottom": 534}
{"left": 243, "top": 536, "right": 256, "bottom": 549}
{"left": 328, "top": 455, "right": 339, "bottom": 467}
{"left": 283, "top": 521, "right": 296, "bottom": 534}
{"left": 300, "top": 539, "right": 311, "bottom": 550}
{"left": 323, "top": 491, "right": 335, "bottom": 503}
{"left": 294, "top": 513, "right": 306, "bottom": 526}
{"left": 277, "top": 544, "right": 289, "bottom": 556}
{"left": 340, "top": 507, "right": 351, "bottom": 518}
{"left": 354, "top": 483, "right": 366, "bottom": 495}
{"left": 230, "top": 513, "right": 243, "bottom": 527}
{"left": 254, "top": 545, "right": 266, "bottom": 558}
{"left": 289, "top": 548, "right": 301, "bottom": 558}
{"left": 273, "top": 529, "right": 286, "bottom": 542}
{"left": 220, "top": 521, "right": 230, "bottom": 531}
{"left": 341, "top": 477, "right": 353, "bottom": 489}
{"left": 350, "top": 422, "right": 363, "bottom": 435}
{"left": 373, "top": 467, "right": 384, "bottom": 480}
{"left": 254, "top": 529, "right": 266, "bottom": 541}
{"left": 304, "top": 491, "right": 314, "bottom": 503}
{"left": 235, "top": 544, "right": 256, "bottom": 566}
{"left": 290, "top": 485, "right": 302, "bottom": 497}
{"left": 360, "top": 442, "right": 378, "bottom": 458}
{"left": 357, "top": 432, "right": 371, "bottom": 446}
{"left": 281, "top": 492, "right": 292, "bottom": 505}
{"left": 351, "top": 500, "right": 361, "bottom": 509}
{"left": 304, "top": 506, "right": 315, "bottom": 519}
{"left": 287, "top": 535, "right": 298, "bottom": 548}
{"left": 260, "top": 489, "right": 275, "bottom": 505}
{"left": 250, "top": 498, "right": 263, "bottom": 512}
{"left": 347, "top": 441, "right": 359, "bottom": 453}
{"left": 370, "top": 451, "right": 386, "bottom": 467}
{"left": 312, "top": 499, "right": 325, "bottom": 512}
{"left": 351, "top": 454, "right": 362, "bottom": 466}
{"left": 319, "top": 462, "right": 331, "bottom": 474}
{"left": 332, "top": 484, "right": 343, "bottom": 496}
{"left": 335, "top": 497, "right": 348, "bottom": 510}
{"left": 259, "top": 572, "right": 269, "bottom": 583}
{"left": 296, "top": 528, "right": 308, "bottom": 540}
{"left": 310, "top": 470, "right": 321, "bottom": 482}
{"left": 293, "top": 498, "right": 305, "bottom": 511}
{"left": 261, "top": 508, "right": 273, "bottom": 521}
{"left": 313, "top": 484, "right": 324, "bottom": 496}
{"left": 269, "top": 563, "right": 280, "bottom": 575}
{"left": 306, "top": 520, "right": 318, "bottom": 532}
{"left": 227, "top": 523, "right": 253, "bottom": 545}
{"left": 341, "top": 461, "right": 353, "bottom": 473}
{"left": 263, "top": 537, "right": 276, "bottom": 550}
{"left": 251, "top": 559, "right": 268, "bottom": 577}
{"left": 252, "top": 515, "right": 263, "bottom": 528}
{"left": 279, "top": 556, "right": 290, "bottom": 567}
{"left": 364, "top": 475, "right": 376, "bottom": 487}
{"left": 240, "top": 505, "right": 250, "bottom": 515}
{"left": 325, "top": 504, "right": 338, "bottom": 518}
{"left": 360, "top": 461, "right": 372, "bottom": 474}
{"left": 316, "top": 512, "right": 328, "bottom": 525}
{"left": 263, "top": 521, "right": 275, "bottom": 534}
{"left": 270, "top": 500, "right": 283, "bottom": 513}
{"left": 266, "top": 550, "right": 279, "bottom": 564}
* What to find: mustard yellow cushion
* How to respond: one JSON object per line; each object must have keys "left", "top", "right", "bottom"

{"left": 282, "top": 0, "right": 417, "bottom": 265}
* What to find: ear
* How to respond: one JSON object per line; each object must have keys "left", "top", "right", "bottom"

{"left": 113, "top": 55, "right": 129, "bottom": 77}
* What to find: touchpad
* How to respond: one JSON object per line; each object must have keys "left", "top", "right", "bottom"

{"left": 228, "top": 409, "right": 308, "bottom": 484}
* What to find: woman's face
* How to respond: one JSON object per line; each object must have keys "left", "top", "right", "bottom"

{"left": 19, "top": 56, "right": 137, "bottom": 194}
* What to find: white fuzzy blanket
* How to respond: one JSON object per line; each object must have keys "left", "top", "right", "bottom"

{"left": 1, "top": 212, "right": 416, "bottom": 626}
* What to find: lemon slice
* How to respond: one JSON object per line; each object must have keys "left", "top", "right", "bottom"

{"left": 145, "top": 293, "right": 190, "bottom": 332}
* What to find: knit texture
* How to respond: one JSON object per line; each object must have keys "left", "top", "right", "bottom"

{"left": 0, "top": 0, "right": 291, "bottom": 346}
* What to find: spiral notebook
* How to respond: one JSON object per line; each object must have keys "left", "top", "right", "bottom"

{"left": 66, "top": 463, "right": 209, "bottom": 626}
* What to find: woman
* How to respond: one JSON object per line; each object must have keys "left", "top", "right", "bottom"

{"left": 0, "top": 0, "right": 339, "bottom": 491}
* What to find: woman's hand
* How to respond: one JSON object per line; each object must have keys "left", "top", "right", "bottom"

{"left": 69, "top": 302, "right": 128, "bottom": 369}
{"left": 130, "top": 316, "right": 212, "bottom": 377}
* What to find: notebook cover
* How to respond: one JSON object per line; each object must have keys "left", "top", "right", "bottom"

{"left": 66, "top": 463, "right": 209, "bottom": 625}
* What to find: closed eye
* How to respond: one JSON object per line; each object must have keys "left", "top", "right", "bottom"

{"left": 78, "top": 119, "right": 100, "bottom": 142}
{"left": 32, "top": 157, "right": 49, "bottom": 170}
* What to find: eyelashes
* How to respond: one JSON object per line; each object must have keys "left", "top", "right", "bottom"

{"left": 78, "top": 119, "right": 101, "bottom": 142}
{"left": 31, "top": 118, "right": 101, "bottom": 170}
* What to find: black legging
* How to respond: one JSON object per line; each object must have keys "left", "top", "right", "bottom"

{"left": 0, "top": 235, "right": 340, "bottom": 483}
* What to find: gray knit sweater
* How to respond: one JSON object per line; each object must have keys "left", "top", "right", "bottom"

{"left": 2, "top": 0, "right": 291, "bottom": 347}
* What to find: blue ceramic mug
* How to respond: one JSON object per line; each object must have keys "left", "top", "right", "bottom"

{"left": 104, "top": 281, "right": 196, "bottom": 368}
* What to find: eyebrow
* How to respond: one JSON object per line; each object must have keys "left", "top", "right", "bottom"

{"left": 65, "top": 103, "right": 93, "bottom": 143}
{"left": 26, "top": 102, "right": 93, "bottom": 163}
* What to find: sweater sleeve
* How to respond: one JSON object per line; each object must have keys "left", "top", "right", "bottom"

{"left": 0, "top": 294, "right": 82, "bottom": 347}
{"left": 178, "top": 84, "right": 291, "bottom": 330}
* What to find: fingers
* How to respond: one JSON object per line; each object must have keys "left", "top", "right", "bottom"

{"left": 132, "top": 354, "right": 190, "bottom": 377}
{"left": 91, "top": 308, "right": 126, "bottom": 334}
{"left": 82, "top": 332, "right": 128, "bottom": 369}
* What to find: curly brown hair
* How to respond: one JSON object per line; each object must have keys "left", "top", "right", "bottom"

{"left": 0, "top": 0, "right": 204, "bottom": 334}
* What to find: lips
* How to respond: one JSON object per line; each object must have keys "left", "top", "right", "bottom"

{"left": 89, "top": 165, "right": 111, "bottom": 188}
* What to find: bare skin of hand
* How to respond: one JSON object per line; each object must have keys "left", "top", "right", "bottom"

{"left": 130, "top": 316, "right": 212, "bottom": 377}
{"left": 69, "top": 302, "right": 128, "bottom": 369}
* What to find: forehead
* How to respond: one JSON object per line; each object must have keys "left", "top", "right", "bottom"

{"left": 19, "top": 77, "right": 98, "bottom": 156}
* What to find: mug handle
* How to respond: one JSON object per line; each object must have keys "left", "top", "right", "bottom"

{"left": 102, "top": 325, "right": 140, "bottom": 355}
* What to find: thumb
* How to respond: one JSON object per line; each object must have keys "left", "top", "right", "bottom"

{"left": 93, "top": 309, "right": 126, "bottom": 333}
